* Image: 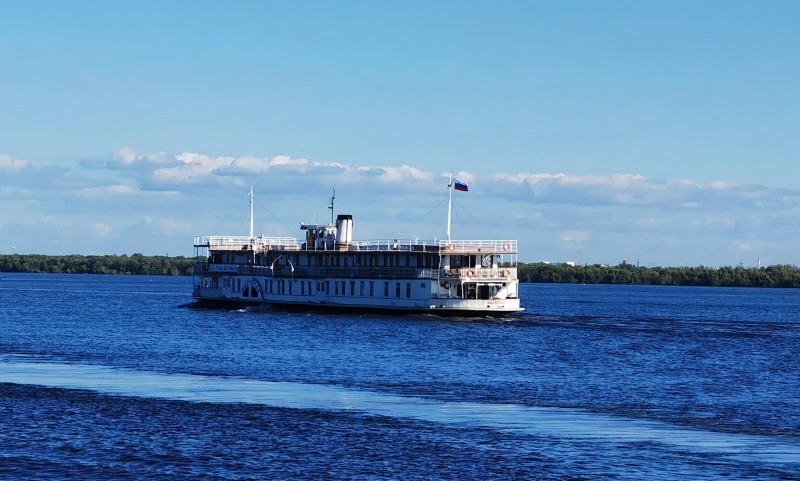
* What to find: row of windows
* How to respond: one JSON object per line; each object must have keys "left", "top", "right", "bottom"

{"left": 212, "top": 251, "right": 497, "bottom": 271}
{"left": 212, "top": 252, "right": 445, "bottom": 268}
{"left": 265, "top": 279, "right": 423, "bottom": 299}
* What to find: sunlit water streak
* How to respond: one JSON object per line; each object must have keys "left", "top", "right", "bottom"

{"left": 2, "top": 354, "right": 798, "bottom": 465}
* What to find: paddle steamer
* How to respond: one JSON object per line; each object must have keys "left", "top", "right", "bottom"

{"left": 192, "top": 179, "right": 523, "bottom": 316}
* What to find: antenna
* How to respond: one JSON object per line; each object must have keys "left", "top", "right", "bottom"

{"left": 328, "top": 186, "right": 336, "bottom": 225}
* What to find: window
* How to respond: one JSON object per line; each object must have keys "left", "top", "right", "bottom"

{"left": 406, "top": 282, "right": 411, "bottom": 298}
{"left": 384, "top": 282, "right": 389, "bottom": 297}
{"left": 369, "top": 281, "right": 374, "bottom": 297}
{"left": 395, "top": 282, "right": 400, "bottom": 298}
{"left": 350, "top": 281, "right": 355, "bottom": 296}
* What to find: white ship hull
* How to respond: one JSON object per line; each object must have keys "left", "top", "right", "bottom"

{"left": 192, "top": 186, "right": 524, "bottom": 317}
{"left": 193, "top": 271, "right": 522, "bottom": 316}
{"left": 192, "top": 238, "right": 523, "bottom": 317}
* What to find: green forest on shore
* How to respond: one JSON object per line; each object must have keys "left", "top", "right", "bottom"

{"left": 516, "top": 262, "right": 800, "bottom": 288}
{"left": 1, "top": 254, "right": 799, "bottom": 288}
{"left": 0, "top": 254, "right": 198, "bottom": 276}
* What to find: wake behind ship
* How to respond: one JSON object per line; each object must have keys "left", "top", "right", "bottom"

{"left": 192, "top": 183, "right": 523, "bottom": 316}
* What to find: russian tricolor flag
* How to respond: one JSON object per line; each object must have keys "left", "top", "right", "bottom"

{"left": 454, "top": 180, "right": 469, "bottom": 192}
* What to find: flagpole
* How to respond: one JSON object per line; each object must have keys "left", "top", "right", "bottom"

{"left": 446, "top": 172, "right": 453, "bottom": 242}
{"left": 249, "top": 186, "right": 254, "bottom": 240}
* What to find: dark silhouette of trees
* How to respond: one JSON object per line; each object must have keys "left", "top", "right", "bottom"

{"left": 516, "top": 262, "right": 800, "bottom": 288}
{"left": 0, "top": 254, "right": 199, "bottom": 276}
{"left": 2, "top": 254, "right": 799, "bottom": 287}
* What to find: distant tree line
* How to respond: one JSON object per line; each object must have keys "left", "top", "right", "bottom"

{"left": 0, "top": 254, "right": 199, "bottom": 276}
{"left": 2, "top": 254, "right": 799, "bottom": 287}
{"left": 517, "top": 262, "right": 800, "bottom": 288}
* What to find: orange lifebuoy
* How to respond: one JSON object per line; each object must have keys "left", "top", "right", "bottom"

{"left": 502, "top": 269, "right": 510, "bottom": 278}
{"left": 466, "top": 269, "right": 475, "bottom": 278}
{"left": 447, "top": 243, "right": 456, "bottom": 251}
{"left": 502, "top": 243, "right": 510, "bottom": 251}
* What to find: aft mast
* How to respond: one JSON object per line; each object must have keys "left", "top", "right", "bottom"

{"left": 446, "top": 173, "right": 453, "bottom": 242}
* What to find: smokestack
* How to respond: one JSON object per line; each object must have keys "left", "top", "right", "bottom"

{"left": 335, "top": 214, "right": 353, "bottom": 248}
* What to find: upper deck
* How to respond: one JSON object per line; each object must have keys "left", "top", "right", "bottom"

{"left": 194, "top": 236, "right": 517, "bottom": 254}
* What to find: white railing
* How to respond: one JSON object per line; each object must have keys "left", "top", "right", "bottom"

{"left": 194, "top": 236, "right": 299, "bottom": 250}
{"left": 347, "top": 238, "right": 518, "bottom": 253}
{"left": 194, "top": 235, "right": 517, "bottom": 254}
{"left": 442, "top": 267, "right": 517, "bottom": 280}
{"left": 439, "top": 240, "right": 517, "bottom": 253}
{"left": 353, "top": 239, "right": 438, "bottom": 251}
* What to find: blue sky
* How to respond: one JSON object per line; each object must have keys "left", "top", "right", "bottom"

{"left": 1, "top": 1, "right": 799, "bottom": 266}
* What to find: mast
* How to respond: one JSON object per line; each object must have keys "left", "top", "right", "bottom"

{"left": 446, "top": 172, "right": 453, "bottom": 242}
{"left": 328, "top": 187, "right": 336, "bottom": 226}
{"left": 249, "top": 186, "right": 254, "bottom": 240}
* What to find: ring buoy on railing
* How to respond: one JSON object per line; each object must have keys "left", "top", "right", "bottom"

{"left": 447, "top": 243, "right": 456, "bottom": 251}
{"left": 466, "top": 269, "right": 475, "bottom": 278}
{"left": 443, "top": 281, "right": 451, "bottom": 289}
{"left": 502, "top": 243, "right": 510, "bottom": 251}
{"left": 502, "top": 269, "right": 511, "bottom": 278}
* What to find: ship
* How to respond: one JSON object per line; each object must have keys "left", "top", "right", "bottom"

{"left": 192, "top": 177, "right": 523, "bottom": 316}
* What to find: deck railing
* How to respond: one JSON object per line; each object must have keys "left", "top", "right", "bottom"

{"left": 194, "top": 236, "right": 300, "bottom": 250}
{"left": 195, "top": 236, "right": 517, "bottom": 254}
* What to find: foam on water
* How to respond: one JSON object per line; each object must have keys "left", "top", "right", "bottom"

{"left": 2, "top": 354, "right": 798, "bottom": 465}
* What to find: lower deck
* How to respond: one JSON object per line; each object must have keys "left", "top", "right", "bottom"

{"left": 193, "top": 273, "right": 523, "bottom": 315}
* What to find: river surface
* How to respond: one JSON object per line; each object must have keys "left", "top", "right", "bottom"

{"left": 1, "top": 273, "right": 798, "bottom": 480}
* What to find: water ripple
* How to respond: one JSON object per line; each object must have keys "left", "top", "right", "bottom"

{"left": 2, "top": 354, "right": 798, "bottom": 466}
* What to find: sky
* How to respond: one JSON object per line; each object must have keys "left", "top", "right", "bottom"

{"left": 1, "top": 0, "right": 799, "bottom": 266}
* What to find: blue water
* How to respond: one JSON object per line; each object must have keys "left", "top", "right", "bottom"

{"left": 1, "top": 274, "right": 798, "bottom": 480}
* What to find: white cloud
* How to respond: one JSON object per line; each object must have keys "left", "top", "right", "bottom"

{"left": 144, "top": 216, "right": 192, "bottom": 236}
{"left": 112, "top": 148, "right": 174, "bottom": 168}
{"left": 486, "top": 171, "right": 800, "bottom": 211}
{"left": 4, "top": 148, "right": 800, "bottom": 265}
{"left": 115, "top": 148, "right": 139, "bottom": 165}
{"left": 371, "top": 165, "right": 434, "bottom": 183}
{"left": 85, "top": 150, "right": 800, "bottom": 216}
{"left": 0, "top": 154, "right": 30, "bottom": 172}
{"left": 93, "top": 223, "right": 113, "bottom": 237}
{"left": 559, "top": 230, "right": 589, "bottom": 243}
{"left": 75, "top": 184, "right": 137, "bottom": 198}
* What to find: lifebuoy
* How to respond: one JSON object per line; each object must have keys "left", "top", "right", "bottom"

{"left": 502, "top": 269, "right": 510, "bottom": 278}
{"left": 466, "top": 269, "right": 475, "bottom": 278}
{"left": 447, "top": 243, "right": 456, "bottom": 251}
{"left": 443, "top": 281, "right": 450, "bottom": 289}
{"left": 502, "top": 243, "right": 510, "bottom": 251}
